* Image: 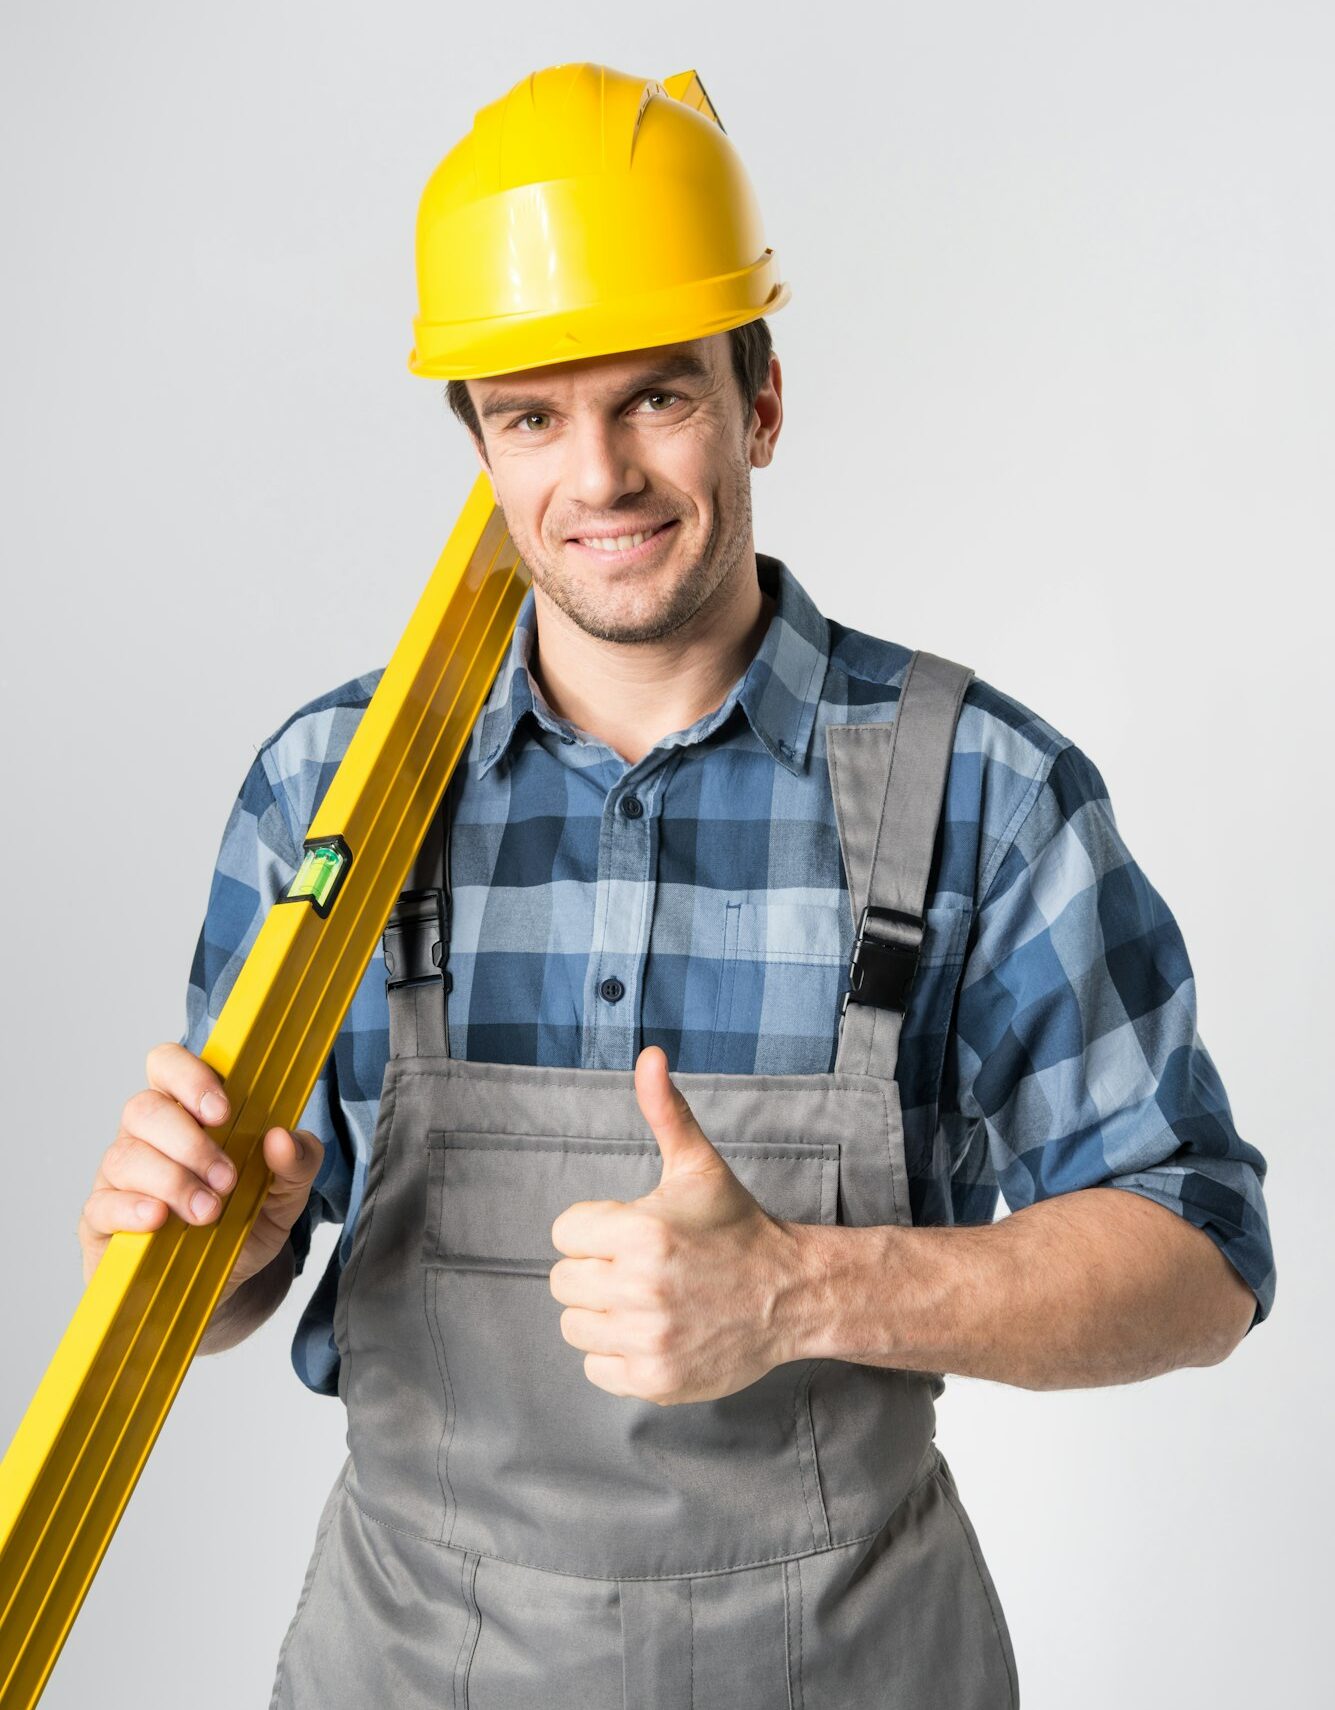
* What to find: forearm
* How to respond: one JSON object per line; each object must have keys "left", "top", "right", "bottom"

{"left": 196, "top": 1238, "right": 296, "bottom": 1355}
{"left": 785, "top": 1186, "right": 1257, "bottom": 1390}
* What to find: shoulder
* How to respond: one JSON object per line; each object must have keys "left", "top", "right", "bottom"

{"left": 253, "top": 668, "right": 384, "bottom": 848}
{"left": 823, "top": 617, "right": 1084, "bottom": 901}
{"left": 828, "top": 615, "right": 1067, "bottom": 760}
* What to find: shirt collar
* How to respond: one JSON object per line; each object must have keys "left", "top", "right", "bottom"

{"left": 474, "top": 553, "right": 830, "bottom": 778}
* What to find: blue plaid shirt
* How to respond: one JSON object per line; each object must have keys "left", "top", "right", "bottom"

{"left": 183, "top": 556, "right": 1275, "bottom": 1394}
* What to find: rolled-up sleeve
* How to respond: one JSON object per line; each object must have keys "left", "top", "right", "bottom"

{"left": 951, "top": 740, "right": 1276, "bottom": 1330}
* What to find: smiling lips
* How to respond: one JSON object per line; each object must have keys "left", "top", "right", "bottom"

{"left": 568, "top": 520, "right": 677, "bottom": 559}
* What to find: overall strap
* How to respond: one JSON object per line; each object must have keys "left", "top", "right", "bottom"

{"left": 828, "top": 649, "right": 974, "bottom": 1079}
{"left": 382, "top": 777, "right": 455, "bottom": 1060}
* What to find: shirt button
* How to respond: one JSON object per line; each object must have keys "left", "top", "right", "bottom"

{"left": 599, "top": 976, "right": 626, "bottom": 1004}
{"left": 620, "top": 795, "right": 644, "bottom": 819}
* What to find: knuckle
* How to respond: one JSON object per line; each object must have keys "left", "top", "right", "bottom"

{"left": 637, "top": 1274, "right": 670, "bottom": 1311}
{"left": 122, "top": 1087, "right": 167, "bottom": 1132}
{"left": 625, "top": 1255, "right": 668, "bottom": 1305}
{"left": 629, "top": 1213, "right": 671, "bottom": 1263}
{"left": 635, "top": 1357, "right": 676, "bottom": 1403}
{"left": 648, "top": 1225, "right": 674, "bottom": 1265}
{"left": 635, "top": 1323, "right": 668, "bottom": 1360}
{"left": 144, "top": 1042, "right": 181, "bottom": 1081}
{"left": 102, "top": 1131, "right": 128, "bottom": 1166}
{"left": 108, "top": 1138, "right": 188, "bottom": 1203}
{"left": 100, "top": 1136, "right": 136, "bottom": 1184}
{"left": 644, "top": 1321, "right": 676, "bottom": 1359}
{"left": 81, "top": 1190, "right": 129, "bottom": 1237}
{"left": 120, "top": 1133, "right": 157, "bottom": 1173}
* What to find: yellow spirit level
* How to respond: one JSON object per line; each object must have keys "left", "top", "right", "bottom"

{"left": 0, "top": 474, "right": 529, "bottom": 1707}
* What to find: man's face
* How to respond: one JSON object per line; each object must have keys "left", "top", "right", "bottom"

{"left": 466, "top": 334, "right": 780, "bottom": 645}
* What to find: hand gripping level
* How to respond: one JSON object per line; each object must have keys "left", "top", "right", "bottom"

{"left": 0, "top": 474, "right": 530, "bottom": 1707}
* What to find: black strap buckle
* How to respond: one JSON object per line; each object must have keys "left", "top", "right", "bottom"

{"left": 841, "top": 904, "right": 923, "bottom": 1015}
{"left": 383, "top": 888, "right": 451, "bottom": 995}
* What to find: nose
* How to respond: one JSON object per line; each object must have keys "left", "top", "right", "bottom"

{"left": 564, "top": 413, "right": 647, "bottom": 514}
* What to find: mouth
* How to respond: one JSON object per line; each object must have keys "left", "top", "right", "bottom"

{"left": 565, "top": 519, "right": 679, "bottom": 564}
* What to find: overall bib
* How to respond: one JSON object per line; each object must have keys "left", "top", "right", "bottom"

{"left": 270, "top": 650, "right": 1019, "bottom": 1709}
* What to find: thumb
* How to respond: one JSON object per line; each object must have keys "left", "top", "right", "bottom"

{"left": 635, "top": 1046, "right": 722, "bottom": 1184}
{"left": 259, "top": 1126, "right": 324, "bottom": 1229}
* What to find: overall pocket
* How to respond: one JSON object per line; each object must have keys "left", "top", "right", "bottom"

{"left": 421, "top": 1127, "right": 840, "bottom": 1577}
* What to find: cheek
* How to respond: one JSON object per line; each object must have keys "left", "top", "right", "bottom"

{"left": 491, "top": 469, "right": 552, "bottom": 543}
{"left": 677, "top": 436, "right": 742, "bottom": 515}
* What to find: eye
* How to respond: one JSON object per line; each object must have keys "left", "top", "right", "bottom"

{"left": 637, "top": 391, "right": 681, "bottom": 413}
{"left": 513, "top": 411, "right": 551, "bottom": 432}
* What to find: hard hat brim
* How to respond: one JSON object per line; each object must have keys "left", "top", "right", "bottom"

{"left": 409, "top": 268, "right": 790, "bottom": 382}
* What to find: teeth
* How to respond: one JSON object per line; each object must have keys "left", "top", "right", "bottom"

{"left": 580, "top": 527, "right": 657, "bottom": 552}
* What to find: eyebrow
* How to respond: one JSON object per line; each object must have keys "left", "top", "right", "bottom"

{"left": 476, "top": 353, "right": 712, "bottom": 421}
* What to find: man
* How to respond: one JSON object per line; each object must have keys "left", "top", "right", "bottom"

{"left": 77, "top": 64, "right": 1274, "bottom": 1708}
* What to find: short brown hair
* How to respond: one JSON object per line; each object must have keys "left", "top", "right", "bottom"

{"left": 445, "top": 318, "right": 774, "bottom": 446}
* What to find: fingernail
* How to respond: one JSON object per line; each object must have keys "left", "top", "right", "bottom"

{"left": 206, "top": 1160, "right": 234, "bottom": 1193}
{"left": 200, "top": 1091, "right": 228, "bottom": 1124}
{"left": 290, "top": 1133, "right": 304, "bottom": 1162}
{"left": 190, "top": 1190, "right": 218, "bottom": 1221}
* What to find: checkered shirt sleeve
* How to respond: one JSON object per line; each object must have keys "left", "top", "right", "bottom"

{"left": 949, "top": 739, "right": 1275, "bottom": 1327}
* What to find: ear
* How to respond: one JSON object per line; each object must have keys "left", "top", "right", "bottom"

{"left": 747, "top": 353, "right": 783, "bottom": 470}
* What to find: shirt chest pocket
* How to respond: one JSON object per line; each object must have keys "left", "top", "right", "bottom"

{"left": 709, "top": 895, "right": 973, "bottom": 1075}
{"left": 710, "top": 899, "right": 851, "bottom": 1073}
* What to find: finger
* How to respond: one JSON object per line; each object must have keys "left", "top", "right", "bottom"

{"left": 100, "top": 1135, "right": 228, "bottom": 1225}
{"left": 635, "top": 1046, "right": 710, "bottom": 1149}
{"left": 582, "top": 1352, "right": 630, "bottom": 1397}
{"left": 80, "top": 1188, "right": 170, "bottom": 1238}
{"left": 114, "top": 1088, "right": 236, "bottom": 1196}
{"left": 559, "top": 1305, "right": 621, "bottom": 1356}
{"left": 549, "top": 1256, "right": 615, "bottom": 1308}
{"left": 551, "top": 1198, "right": 630, "bottom": 1259}
{"left": 145, "top": 1043, "right": 231, "bottom": 1129}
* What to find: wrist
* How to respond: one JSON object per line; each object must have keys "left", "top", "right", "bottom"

{"left": 768, "top": 1219, "right": 848, "bottom": 1364}
{"left": 198, "top": 1237, "right": 295, "bottom": 1355}
{"left": 774, "top": 1220, "right": 909, "bottom": 1366}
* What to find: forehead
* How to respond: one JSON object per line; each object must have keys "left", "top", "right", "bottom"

{"left": 469, "top": 336, "right": 723, "bottom": 418}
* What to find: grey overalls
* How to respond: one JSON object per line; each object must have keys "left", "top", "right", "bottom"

{"left": 270, "top": 650, "right": 1020, "bottom": 1709}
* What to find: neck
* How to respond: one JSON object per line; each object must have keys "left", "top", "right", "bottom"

{"left": 529, "top": 553, "right": 772, "bottom": 766}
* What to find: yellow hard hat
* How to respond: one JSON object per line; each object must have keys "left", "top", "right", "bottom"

{"left": 408, "top": 63, "right": 790, "bottom": 381}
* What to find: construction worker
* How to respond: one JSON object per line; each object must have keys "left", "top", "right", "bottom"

{"left": 77, "top": 64, "right": 1274, "bottom": 1708}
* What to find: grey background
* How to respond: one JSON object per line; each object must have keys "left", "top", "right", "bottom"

{"left": 0, "top": 2, "right": 1328, "bottom": 1704}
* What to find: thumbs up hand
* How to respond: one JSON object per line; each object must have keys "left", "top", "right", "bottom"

{"left": 549, "top": 1046, "right": 813, "bottom": 1405}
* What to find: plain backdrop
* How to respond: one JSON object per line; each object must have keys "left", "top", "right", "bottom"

{"left": 0, "top": 3, "right": 1329, "bottom": 1705}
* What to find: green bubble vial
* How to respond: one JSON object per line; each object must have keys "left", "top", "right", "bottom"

{"left": 283, "top": 838, "right": 352, "bottom": 917}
